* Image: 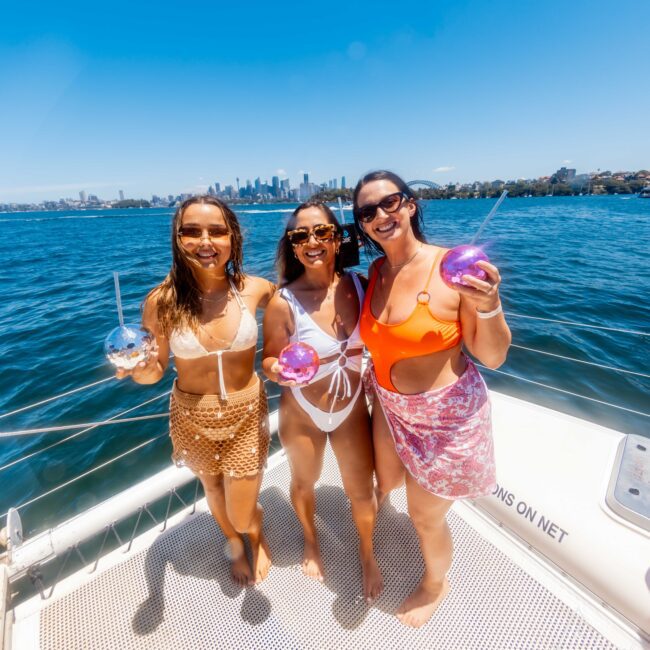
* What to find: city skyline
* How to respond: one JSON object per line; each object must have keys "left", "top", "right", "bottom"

{"left": 2, "top": 0, "right": 649, "bottom": 203}
{"left": 3, "top": 166, "right": 647, "bottom": 211}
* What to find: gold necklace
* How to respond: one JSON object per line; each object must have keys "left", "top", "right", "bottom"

{"left": 199, "top": 292, "right": 230, "bottom": 305}
{"left": 386, "top": 243, "right": 423, "bottom": 269}
{"left": 198, "top": 303, "right": 230, "bottom": 347}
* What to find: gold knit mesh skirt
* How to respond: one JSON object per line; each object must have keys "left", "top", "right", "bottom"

{"left": 169, "top": 376, "right": 269, "bottom": 478}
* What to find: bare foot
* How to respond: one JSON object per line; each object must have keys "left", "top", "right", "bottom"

{"left": 361, "top": 555, "right": 383, "bottom": 602}
{"left": 251, "top": 533, "right": 272, "bottom": 584}
{"left": 396, "top": 578, "right": 450, "bottom": 628}
{"left": 301, "top": 540, "right": 324, "bottom": 582}
{"left": 226, "top": 537, "right": 252, "bottom": 587}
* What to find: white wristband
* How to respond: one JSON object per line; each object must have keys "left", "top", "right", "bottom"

{"left": 476, "top": 304, "right": 503, "bottom": 319}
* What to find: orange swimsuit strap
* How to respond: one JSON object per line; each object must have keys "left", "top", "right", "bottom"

{"left": 359, "top": 249, "right": 462, "bottom": 392}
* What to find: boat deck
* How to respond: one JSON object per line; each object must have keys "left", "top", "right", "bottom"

{"left": 10, "top": 445, "right": 618, "bottom": 649}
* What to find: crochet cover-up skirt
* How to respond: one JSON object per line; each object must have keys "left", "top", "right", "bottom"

{"left": 169, "top": 376, "right": 269, "bottom": 478}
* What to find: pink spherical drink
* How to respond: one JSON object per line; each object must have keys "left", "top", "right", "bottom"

{"left": 278, "top": 342, "right": 320, "bottom": 384}
{"left": 440, "top": 245, "right": 490, "bottom": 289}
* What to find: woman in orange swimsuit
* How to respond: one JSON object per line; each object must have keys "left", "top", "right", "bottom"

{"left": 354, "top": 171, "right": 511, "bottom": 628}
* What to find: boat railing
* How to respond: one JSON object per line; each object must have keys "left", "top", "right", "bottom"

{"left": 0, "top": 314, "right": 647, "bottom": 601}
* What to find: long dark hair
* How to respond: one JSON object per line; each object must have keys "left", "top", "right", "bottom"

{"left": 352, "top": 170, "right": 427, "bottom": 257}
{"left": 276, "top": 201, "right": 344, "bottom": 286}
{"left": 146, "top": 195, "right": 245, "bottom": 335}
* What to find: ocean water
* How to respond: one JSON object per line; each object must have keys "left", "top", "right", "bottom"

{"left": 0, "top": 196, "right": 648, "bottom": 537}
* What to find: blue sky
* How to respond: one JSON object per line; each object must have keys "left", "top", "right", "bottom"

{"left": 1, "top": 0, "right": 648, "bottom": 202}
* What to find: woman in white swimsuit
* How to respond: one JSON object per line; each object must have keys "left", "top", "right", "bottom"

{"left": 117, "top": 195, "right": 275, "bottom": 586}
{"left": 263, "top": 201, "right": 383, "bottom": 602}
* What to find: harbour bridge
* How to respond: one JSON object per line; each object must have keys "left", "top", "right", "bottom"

{"left": 407, "top": 180, "right": 441, "bottom": 190}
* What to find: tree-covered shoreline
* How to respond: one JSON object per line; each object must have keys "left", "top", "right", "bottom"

{"left": 313, "top": 170, "right": 650, "bottom": 202}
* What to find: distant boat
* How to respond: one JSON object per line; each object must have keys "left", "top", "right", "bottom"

{"left": 639, "top": 186, "right": 650, "bottom": 198}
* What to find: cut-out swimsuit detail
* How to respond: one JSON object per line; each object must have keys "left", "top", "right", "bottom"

{"left": 280, "top": 273, "right": 365, "bottom": 432}
{"left": 359, "top": 249, "right": 462, "bottom": 392}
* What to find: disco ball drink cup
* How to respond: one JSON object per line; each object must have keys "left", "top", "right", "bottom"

{"left": 440, "top": 245, "right": 490, "bottom": 289}
{"left": 278, "top": 342, "right": 320, "bottom": 384}
{"left": 105, "top": 324, "right": 154, "bottom": 370}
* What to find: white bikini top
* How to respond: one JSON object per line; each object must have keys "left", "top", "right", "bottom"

{"left": 169, "top": 279, "right": 258, "bottom": 398}
{"left": 280, "top": 273, "right": 365, "bottom": 404}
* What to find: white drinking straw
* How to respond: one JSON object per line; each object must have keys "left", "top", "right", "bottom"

{"left": 469, "top": 190, "right": 508, "bottom": 245}
{"left": 113, "top": 271, "right": 125, "bottom": 327}
{"left": 337, "top": 196, "right": 346, "bottom": 223}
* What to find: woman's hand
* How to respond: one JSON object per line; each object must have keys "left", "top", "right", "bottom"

{"left": 268, "top": 360, "right": 299, "bottom": 387}
{"left": 455, "top": 260, "right": 502, "bottom": 314}
{"left": 115, "top": 342, "right": 162, "bottom": 383}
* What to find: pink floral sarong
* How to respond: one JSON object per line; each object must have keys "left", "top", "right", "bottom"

{"left": 365, "top": 358, "right": 496, "bottom": 499}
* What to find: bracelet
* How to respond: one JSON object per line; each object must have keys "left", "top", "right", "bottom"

{"left": 476, "top": 304, "right": 503, "bottom": 319}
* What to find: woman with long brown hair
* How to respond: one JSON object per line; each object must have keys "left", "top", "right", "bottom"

{"left": 262, "top": 201, "right": 383, "bottom": 603}
{"left": 354, "top": 171, "right": 511, "bottom": 627}
{"left": 118, "top": 195, "right": 275, "bottom": 586}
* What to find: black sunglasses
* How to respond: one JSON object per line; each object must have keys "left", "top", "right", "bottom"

{"left": 287, "top": 223, "right": 337, "bottom": 246}
{"left": 356, "top": 192, "right": 409, "bottom": 223}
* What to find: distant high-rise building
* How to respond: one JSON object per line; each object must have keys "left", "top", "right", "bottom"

{"left": 341, "top": 176, "right": 346, "bottom": 189}
{"left": 254, "top": 177, "right": 262, "bottom": 194}
{"left": 207, "top": 185, "right": 215, "bottom": 196}
{"left": 236, "top": 177, "right": 240, "bottom": 191}
{"left": 119, "top": 190, "right": 125, "bottom": 201}
{"left": 332, "top": 178, "right": 338, "bottom": 190}
{"left": 79, "top": 191, "right": 87, "bottom": 203}
{"left": 272, "top": 176, "right": 280, "bottom": 197}
{"left": 215, "top": 182, "right": 221, "bottom": 193}
{"left": 299, "top": 181, "right": 317, "bottom": 201}
{"left": 303, "top": 173, "right": 309, "bottom": 185}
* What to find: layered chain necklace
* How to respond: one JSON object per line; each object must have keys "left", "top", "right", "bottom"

{"left": 198, "top": 294, "right": 231, "bottom": 348}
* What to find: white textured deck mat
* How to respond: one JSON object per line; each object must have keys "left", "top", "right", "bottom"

{"left": 39, "top": 448, "right": 614, "bottom": 649}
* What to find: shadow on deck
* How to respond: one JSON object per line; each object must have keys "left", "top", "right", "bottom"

{"left": 37, "top": 447, "right": 614, "bottom": 649}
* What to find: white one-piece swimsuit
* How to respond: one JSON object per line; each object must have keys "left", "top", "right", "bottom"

{"left": 279, "top": 273, "right": 365, "bottom": 432}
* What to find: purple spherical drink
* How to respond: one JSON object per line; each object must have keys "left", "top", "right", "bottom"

{"left": 278, "top": 342, "right": 320, "bottom": 384}
{"left": 440, "top": 245, "right": 490, "bottom": 289}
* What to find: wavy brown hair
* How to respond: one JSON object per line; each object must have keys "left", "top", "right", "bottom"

{"left": 276, "top": 201, "right": 344, "bottom": 286}
{"left": 146, "top": 195, "right": 245, "bottom": 336}
{"left": 352, "top": 170, "right": 426, "bottom": 257}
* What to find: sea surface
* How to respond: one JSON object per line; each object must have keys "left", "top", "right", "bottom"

{"left": 0, "top": 196, "right": 648, "bottom": 537}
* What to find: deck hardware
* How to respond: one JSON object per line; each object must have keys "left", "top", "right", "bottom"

{"left": 91, "top": 524, "right": 122, "bottom": 574}
{"left": 161, "top": 488, "right": 188, "bottom": 532}
{"left": 191, "top": 480, "right": 200, "bottom": 514}
{"left": 126, "top": 508, "right": 145, "bottom": 553}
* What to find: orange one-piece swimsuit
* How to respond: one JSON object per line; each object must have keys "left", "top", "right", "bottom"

{"left": 359, "top": 248, "right": 462, "bottom": 392}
